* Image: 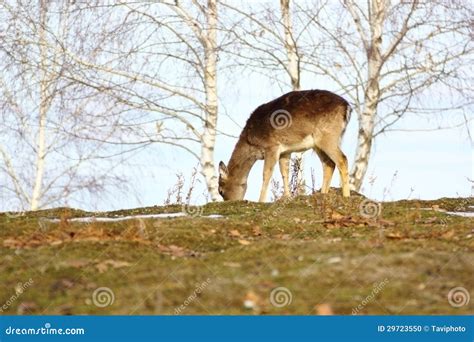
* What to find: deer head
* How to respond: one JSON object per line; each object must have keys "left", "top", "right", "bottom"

{"left": 218, "top": 161, "right": 247, "bottom": 201}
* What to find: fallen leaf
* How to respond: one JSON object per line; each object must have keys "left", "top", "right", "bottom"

{"left": 243, "top": 291, "right": 261, "bottom": 310}
{"left": 330, "top": 212, "right": 344, "bottom": 220}
{"left": 238, "top": 239, "right": 251, "bottom": 245}
{"left": 252, "top": 226, "right": 262, "bottom": 236}
{"left": 315, "top": 303, "right": 334, "bottom": 315}
{"left": 3, "top": 238, "right": 20, "bottom": 248}
{"left": 223, "top": 262, "right": 241, "bottom": 268}
{"left": 441, "top": 230, "right": 455, "bottom": 239}
{"left": 386, "top": 232, "right": 405, "bottom": 239}
{"left": 327, "top": 256, "right": 342, "bottom": 264}
{"left": 229, "top": 229, "right": 241, "bottom": 237}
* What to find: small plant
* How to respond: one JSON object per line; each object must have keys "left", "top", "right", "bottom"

{"left": 290, "top": 156, "right": 305, "bottom": 197}
{"left": 270, "top": 179, "right": 283, "bottom": 202}
{"left": 164, "top": 173, "right": 185, "bottom": 205}
{"left": 164, "top": 165, "right": 200, "bottom": 205}
{"left": 310, "top": 167, "right": 316, "bottom": 194}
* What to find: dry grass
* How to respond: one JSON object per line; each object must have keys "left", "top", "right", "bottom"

{"left": 0, "top": 191, "right": 472, "bottom": 315}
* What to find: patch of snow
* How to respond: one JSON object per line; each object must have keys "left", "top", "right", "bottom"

{"left": 445, "top": 211, "right": 474, "bottom": 218}
{"left": 46, "top": 212, "right": 224, "bottom": 223}
{"left": 415, "top": 208, "right": 474, "bottom": 217}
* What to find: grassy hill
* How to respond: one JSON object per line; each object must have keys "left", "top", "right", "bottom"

{"left": 0, "top": 191, "right": 472, "bottom": 315}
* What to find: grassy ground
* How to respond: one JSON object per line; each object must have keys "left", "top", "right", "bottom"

{"left": 0, "top": 190, "right": 472, "bottom": 315}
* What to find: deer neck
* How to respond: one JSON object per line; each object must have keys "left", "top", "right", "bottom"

{"left": 227, "top": 137, "right": 261, "bottom": 186}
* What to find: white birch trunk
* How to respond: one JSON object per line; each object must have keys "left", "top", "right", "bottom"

{"left": 281, "top": 0, "right": 300, "bottom": 91}
{"left": 280, "top": 0, "right": 305, "bottom": 194}
{"left": 200, "top": 0, "right": 220, "bottom": 201}
{"left": 349, "top": 0, "right": 385, "bottom": 191}
{"left": 30, "top": 0, "right": 49, "bottom": 210}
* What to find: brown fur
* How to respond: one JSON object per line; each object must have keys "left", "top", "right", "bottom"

{"left": 219, "top": 90, "right": 351, "bottom": 201}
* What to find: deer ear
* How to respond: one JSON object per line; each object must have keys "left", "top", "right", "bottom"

{"left": 219, "top": 161, "right": 228, "bottom": 179}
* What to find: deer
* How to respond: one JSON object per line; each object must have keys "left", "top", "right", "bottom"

{"left": 218, "top": 89, "right": 351, "bottom": 202}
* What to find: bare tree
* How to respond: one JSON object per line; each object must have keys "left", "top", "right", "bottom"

{"left": 0, "top": 0, "right": 136, "bottom": 210}
{"left": 48, "top": 0, "right": 224, "bottom": 201}
{"left": 1, "top": 0, "right": 471, "bottom": 210}
{"left": 298, "top": 0, "right": 473, "bottom": 190}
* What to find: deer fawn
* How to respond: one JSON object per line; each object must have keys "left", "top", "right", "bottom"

{"left": 218, "top": 90, "right": 351, "bottom": 202}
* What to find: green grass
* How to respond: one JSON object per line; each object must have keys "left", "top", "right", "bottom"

{"left": 0, "top": 190, "right": 472, "bottom": 315}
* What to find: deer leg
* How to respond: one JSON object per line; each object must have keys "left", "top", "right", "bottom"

{"left": 279, "top": 154, "right": 290, "bottom": 197}
{"left": 259, "top": 150, "right": 279, "bottom": 202}
{"left": 319, "top": 145, "right": 350, "bottom": 197}
{"left": 314, "top": 147, "right": 335, "bottom": 194}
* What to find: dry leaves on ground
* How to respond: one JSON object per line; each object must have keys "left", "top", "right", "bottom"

{"left": 323, "top": 212, "right": 395, "bottom": 229}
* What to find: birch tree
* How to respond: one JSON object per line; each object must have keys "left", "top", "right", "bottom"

{"left": 0, "top": 0, "right": 136, "bottom": 210}
{"left": 49, "top": 0, "right": 223, "bottom": 201}
{"left": 299, "top": 0, "right": 473, "bottom": 190}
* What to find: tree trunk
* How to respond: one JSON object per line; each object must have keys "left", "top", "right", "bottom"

{"left": 30, "top": 0, "right": 49, "bottom": 210}
{"left": 280, "top": 0, "right": 305, "bottom": 194}
{"left": 200, "top": 0, "right": 220, "bottom": 201}
{"left": 280, "top": 0, "right": 300, "bottom": 90}
{"left": 349, "top": 0, "right": 385, "bottom": 191}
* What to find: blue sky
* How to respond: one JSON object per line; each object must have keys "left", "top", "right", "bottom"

{"left": 100, "top": 75, "right": 472, "bottom": 211}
